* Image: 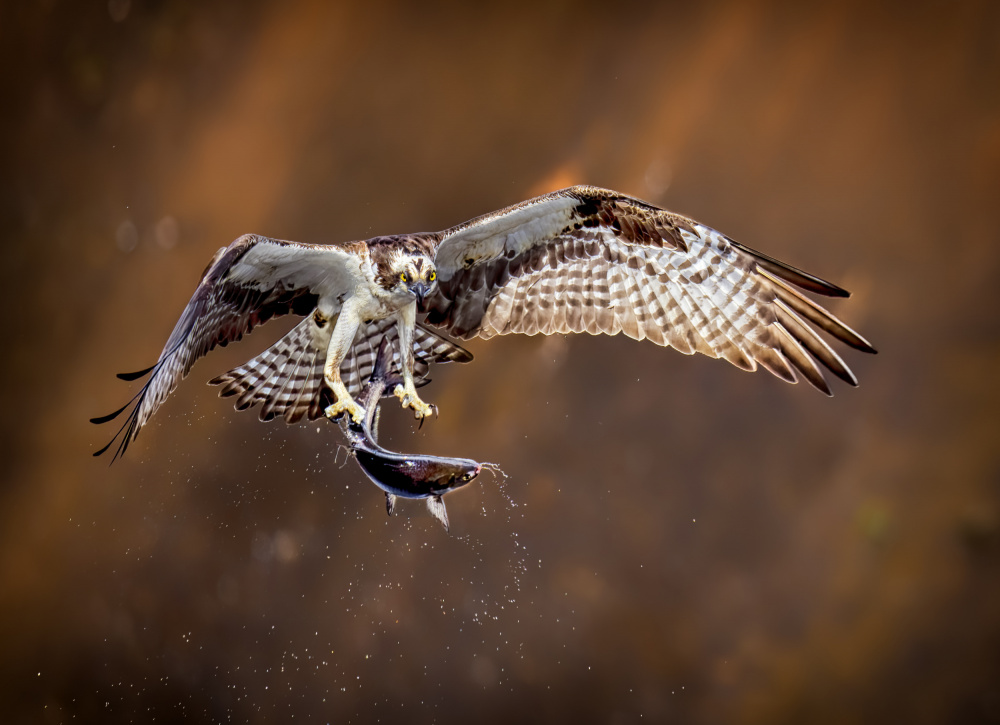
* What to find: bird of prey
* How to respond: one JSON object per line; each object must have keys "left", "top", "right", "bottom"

{"left": 93, "top": 185, "right": 876, "bottom": 460}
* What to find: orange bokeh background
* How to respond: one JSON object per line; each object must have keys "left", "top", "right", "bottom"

{"left": 1, "top": 1, "right": 998, "bottom": 722}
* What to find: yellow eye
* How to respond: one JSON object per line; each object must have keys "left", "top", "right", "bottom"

{"left": 428, "top": 270, "right": 436, "bottom": 282}
{"left": 400, "top": 272, "right": 407, "bottom": 283}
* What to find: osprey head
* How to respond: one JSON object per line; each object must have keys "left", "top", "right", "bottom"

{"left": 388, "top": 249, "right": 437, "bottom": 305}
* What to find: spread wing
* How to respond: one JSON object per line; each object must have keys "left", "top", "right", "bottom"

{"left": 424, "top": 185, "right": 876, "bottom": 392}
{"left": 92, "top": 234, "right": 360, "bottom": 460}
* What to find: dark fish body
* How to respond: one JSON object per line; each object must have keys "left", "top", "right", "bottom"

{"left": 339, "top": 337, "right": 481, "bottom": 530}
{"left": 353, "top": 448, "right": 481, "bottom": 499}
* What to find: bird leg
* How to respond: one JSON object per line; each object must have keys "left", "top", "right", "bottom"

{"left": 395, "top": 303, "right": 436, "bottom": 420}
{"left": 325, "top": 377, "right": 365, "bottom": 423}
{"left": 322, "top": 303, "right": 365, "bottom": 423}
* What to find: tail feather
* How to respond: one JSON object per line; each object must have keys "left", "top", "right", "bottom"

{"left": 210, "top": 317, "right": 330, "bottom": 420}
{"left": 209, "top": 317, "right": 473, "bottom": 424}
{"left": 259, "top": 334, "right": 311, "bottom": 422}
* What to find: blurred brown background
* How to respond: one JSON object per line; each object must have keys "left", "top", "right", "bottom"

{"left": 1, "top": 0, "right": 998, "bottom": 723}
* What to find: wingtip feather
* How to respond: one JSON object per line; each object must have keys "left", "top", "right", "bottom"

{"left": 93, "top": 439, "right": 115, "bottom": 457}
{"left": 117, "top": 363, "right": 157, "bottom": 381}
{"left": 90, "top": 400, "right": 130, "bottom": 425}
{"left": 730, "top": 238, "right": 851, "bottom": 298}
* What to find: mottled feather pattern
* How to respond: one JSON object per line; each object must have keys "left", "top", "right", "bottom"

{"left": 335, "top": 320, "right": 471, "bottom": 398}
{"left": 95, "top": 185, "right": 874, "bottom": 461}
{"left": 369, "top": 234, "right": 439, "bottom": 290}
{"left": 470, "top": 227, "right": 757, "bottom": 368}
{"left": 425, "top": 186, "right": 874, "bottom": 395}
{"left": 93, "top": 235, "right": 351, "bottom": 459}
{"left": 210, "top": 317, "right": 331, "bottom": 423}
{"left": 210, "top": 318, "right": 471, "bottom": 423}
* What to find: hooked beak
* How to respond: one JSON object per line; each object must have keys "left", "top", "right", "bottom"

{"left": 412, "top": 282, "right": 430, "bottom": 305}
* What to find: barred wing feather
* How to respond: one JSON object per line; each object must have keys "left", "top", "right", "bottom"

{"left": 92, "top": 234, "right": 358, "bottom": 460}
{"left": 424, "top": 186, "right": 875, "bottom": 394}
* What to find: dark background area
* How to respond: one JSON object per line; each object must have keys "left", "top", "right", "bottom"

{"left": 1, "top": 1, "right": 998, "bottom": 723}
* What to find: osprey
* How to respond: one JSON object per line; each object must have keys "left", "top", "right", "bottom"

{"left": 94, "top": 186, "right": 876, "bottom": 460}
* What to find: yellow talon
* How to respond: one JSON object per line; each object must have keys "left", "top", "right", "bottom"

{"left": 324, "top": 398, "right": 364, "bottom": 423}
{"left": 393, "top": 385, "right": 435, "bottom": 419}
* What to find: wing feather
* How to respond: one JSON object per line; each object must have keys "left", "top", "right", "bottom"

{"left": 754, "top": 345, "right": 799, "bottom": 384}
{"left": 773, "top": 300, "right": 857, "bottom": 386}
{"left": 773, "top": 323, "right": 832, "bottom": 395}
{"left": 759, "top": 268, "right": 874, "bottom": 352}
{"left": 664, "top": 247, "right": 755, "bottom": 369}
{"left": 92, "top": 234, "right": 358, "bottom": 460}
{"left": 424, "top": 185, "right": 875, "bottom": 394}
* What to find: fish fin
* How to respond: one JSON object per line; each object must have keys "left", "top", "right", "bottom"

{"left": 371, "top": 336, "right": 393, "bottom": 381}
{"left": 426, "top": 495, "right": 449, "bottom": 532}
{"left": 385, "top": 492, "right": 396, "bottom": 517}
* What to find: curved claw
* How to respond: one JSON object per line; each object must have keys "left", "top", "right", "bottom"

{"left": 409, "top": 400, "right": 435, "bottom": 420}
{"left": 393, "top": 384, "right": 436, "bottom": 420}
{"left": 417, "top": 404, "right": 438, "bottom": 429}
{"left": 324, "top": 398, "right": 364, "bottom": 424}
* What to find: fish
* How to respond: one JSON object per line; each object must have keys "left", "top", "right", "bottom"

{"left": 337, "top": 337, "right": 482, "bottom": 531}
